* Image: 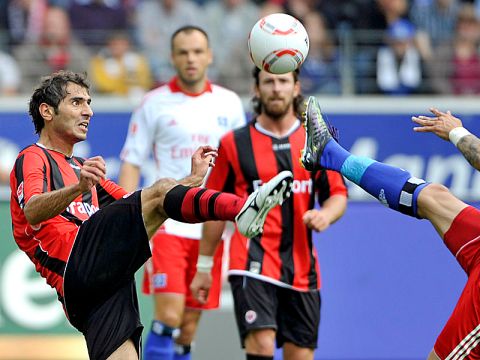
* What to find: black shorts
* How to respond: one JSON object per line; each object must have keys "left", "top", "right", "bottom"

{"left": 63, "top": 191, "right": 151, "bottom": 360}
{"left": 229, "top": 275, "right": 321, "bottom": 349}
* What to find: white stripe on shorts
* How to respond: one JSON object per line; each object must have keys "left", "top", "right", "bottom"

{"left": 446, "top": 323, "right": 480, "bottom": 360}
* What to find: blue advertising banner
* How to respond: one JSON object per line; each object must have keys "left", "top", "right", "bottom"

{"left": 0, "top": 109, "right": 478, "bottom": 359}
{"left": 2, "top": 111, "right": 479, "bottom": 199}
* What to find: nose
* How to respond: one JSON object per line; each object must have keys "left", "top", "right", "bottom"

{"left": 83, "top": 103, "right": 93, "bottom": 117}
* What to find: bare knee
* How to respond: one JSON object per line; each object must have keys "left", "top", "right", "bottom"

{"left": 245, "top": 329, "right": 276, "bottom": 356}
{"left": 145, "top": 177, "right": 178, "bottom": 212}
{"left": 417, "top": 184, "right": 458, "bottom": 218}
{"left": 176, "top": 313, "right": 202, "bottom": 344}
{"left": 156, "top": 308, "right": 183, "bottom": 328}
{"left": 141, "top": 178, "right": 179, "bottom": 237}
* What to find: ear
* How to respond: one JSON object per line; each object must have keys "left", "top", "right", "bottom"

{"left": 39, "top": 103, "right": 54, "bottom": 123}
{"left": 207, "top": 48, "right": 213, "bottom": 66}
{"left": 293, "top": 80, "right": 301, "bottom": 98}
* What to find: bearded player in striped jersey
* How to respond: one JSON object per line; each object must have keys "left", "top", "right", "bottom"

{"left": 300, "top": 95, "right": 480, "bottom": 359}
{"left": 9, "top": 70, "right": 293, "bottom": 360}
{"left": 191, "top": 68, "right": 348, "bottom": 360}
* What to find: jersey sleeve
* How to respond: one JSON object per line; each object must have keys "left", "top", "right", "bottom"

{"left": 230, "top": 94, "right": 246, "bottom": 130}
{"left": 205, "top": 137, "right": 235, "bottom": 193}
{"left": 12, "top": 150, "right": 48, "bottom": 209}
{"left": 120, "top": 102, "right": 156, "bottom": 167}
{"left": 96, "top": 179, "right": 128, "bottom": 208}
{"left": 316, "top": 169, "right": 348, "bottom": 206}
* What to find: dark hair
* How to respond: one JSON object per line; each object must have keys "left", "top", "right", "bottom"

{"left": 170, "top": 25, "right": 209, "bottom": 51}
{"left": 29, "top": 70, "right": 90, "bottom": 134}
{"left": 251, "top": 67, "right": 305, "bottom": 118}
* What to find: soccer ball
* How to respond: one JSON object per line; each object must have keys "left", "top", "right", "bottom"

{"left": 248, "top": 13, "right": 309, "bottom": 74}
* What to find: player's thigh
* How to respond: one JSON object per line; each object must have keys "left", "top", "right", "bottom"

{"left": 276, "top": 288, "right": 320, "bottom": 350}
{"left": 185, "top": 241, "right": 224, "bottom": 310}
{"left": 443, "top": 206, "right": 480, "bottom": 274}
{"left": 417, "top": 183, "right": 469, "bottom": 236}
{"left": 433, "top": 265, "right": 480, "bottom": 359}
{"left": 106, "top": 339, "right": 138, "bottom": 360}
{"left": 283, "top": 342, "right": 314, "bottom": 360}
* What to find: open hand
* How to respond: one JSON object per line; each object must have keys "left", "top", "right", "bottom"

{"left": 412, "top": 108, "right": 463, "bottom": 141}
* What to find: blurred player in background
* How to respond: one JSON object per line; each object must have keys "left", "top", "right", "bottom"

{"left": 191, "top": 68, "right": 348, "bottom": 360}
{"left": 118, "top": 26, "right": 245, "bottom": 360}
{"left": 301, "top": 96, "right": 480, "bottom": 359}
{"left": 9, "top": 70, "right": 292, "bottom": 360}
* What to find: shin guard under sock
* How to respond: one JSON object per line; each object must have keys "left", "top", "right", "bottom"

{"left": 320, "top": 140, "right": 428, "bottom": 217}
{"left": 144, "top": 321, "right": 176, "bottom": 360}
{"left": 163, "top": 185, "right": 244, "bottom": 222}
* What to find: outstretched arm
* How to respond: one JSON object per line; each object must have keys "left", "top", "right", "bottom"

{"left": 412, "top": 108, "right": 480, "bottom": 171}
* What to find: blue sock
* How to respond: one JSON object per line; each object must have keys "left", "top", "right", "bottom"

{"left": 144, "top": 321, "right": 176, "bottom": 360}
{"left": 320, "top": 139, "right": 428, "bottom": 217}
{"left": 319, "top": 139, "right": 351, "bottom": 171}
{"left": 173, "top": 344, "right": 191, "bottom": 360}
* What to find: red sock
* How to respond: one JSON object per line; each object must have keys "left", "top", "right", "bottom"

{"left": 163, "top": 185, "right": 245, "bottom": 223}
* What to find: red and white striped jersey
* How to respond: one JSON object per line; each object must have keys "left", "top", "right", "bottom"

{"left": 10, "top": 144, "right": 127, "bottom": 297}
{"left": 206, "top": 120, "right": 348, "bottom": 291}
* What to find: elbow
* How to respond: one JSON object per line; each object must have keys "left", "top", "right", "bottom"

{"left": 23, "top": 200, "right": 41, "bottom": 226}
{"left": 23, "top": 207, "right": 39, "bottom": 226}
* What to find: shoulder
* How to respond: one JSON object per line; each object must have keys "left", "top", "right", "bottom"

{"left": 15, "top": 145, "right": 47, "bottom": 167}
{"left": 211, "top": 84, "right": 242, "bottom": 100}
{"left": 137, "top": 85, "right": 172, "bottom": 108}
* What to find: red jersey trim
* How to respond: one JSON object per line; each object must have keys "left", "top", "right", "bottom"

{"left": 168, "top": 77, "right": 212, "bottom": 96}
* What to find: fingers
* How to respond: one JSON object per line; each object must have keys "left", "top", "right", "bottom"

{"left": 196, "top": 289, "right": 209, "bottom": 304}
{"left": 429, "top": 107, "right": 445, "bottom": 117}
{"left": 83, "top": 156, "right": 106, "bottom": 180}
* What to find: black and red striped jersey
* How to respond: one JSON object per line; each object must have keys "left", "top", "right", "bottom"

{"left": 206, "top": 120, "right": 347, "bottom": 291}
{"left": 10, "top": 144, "right": 127, "bottom": 297}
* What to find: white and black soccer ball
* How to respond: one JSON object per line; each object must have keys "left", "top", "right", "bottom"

{"left": 248, "top": 13, "right": 309, "bottom": 74}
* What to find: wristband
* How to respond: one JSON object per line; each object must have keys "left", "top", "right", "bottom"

{"left": 449, "top": 127, "right": 471, "bottom": 147}
{"left": 196, "top": 255, "right": 214, "bottom": 273}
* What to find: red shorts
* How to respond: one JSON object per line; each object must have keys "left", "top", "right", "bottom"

{"left": 142, "top": 233, "right": 223, "bottom": 310}
{"left": 434, "top": 206, "right": 480, "bottom": 359}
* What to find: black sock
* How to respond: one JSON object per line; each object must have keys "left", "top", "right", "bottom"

{"left": 246, "top": 355, "right": 274, "bottom": 360}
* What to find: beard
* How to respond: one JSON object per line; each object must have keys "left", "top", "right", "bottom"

{"left": 262, "top": 96, "right": 293, "bottom": 120}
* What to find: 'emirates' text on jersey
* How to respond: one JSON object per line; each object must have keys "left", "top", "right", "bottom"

{"left": 206, "top": 120, "right": 348, "bottom": 291}
{"left": 120, "top": 77, "right": 245, "bottom": 239}
{"left": 10, "top": 144, "right": 127, "bottom": 298}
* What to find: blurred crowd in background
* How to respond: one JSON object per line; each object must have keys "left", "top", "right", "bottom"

{"left": 0, "top": 0, "right": 479, "bottom": 98}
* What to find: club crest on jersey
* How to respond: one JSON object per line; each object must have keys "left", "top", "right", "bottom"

{"left": 217, "top": 116, "right": 228, "bottom": 127}
{"left": 245, "top": 310, "right": 257, "bottom": 324}
{"left": 153, "top": 273, "right": 167, "bottom": 289}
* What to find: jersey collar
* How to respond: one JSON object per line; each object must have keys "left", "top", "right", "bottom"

{"left": 168, "top": 77, "right": 213, "bottom": 97}
{"left": 253, "top": 118, "right": 301, "bottom": 139}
